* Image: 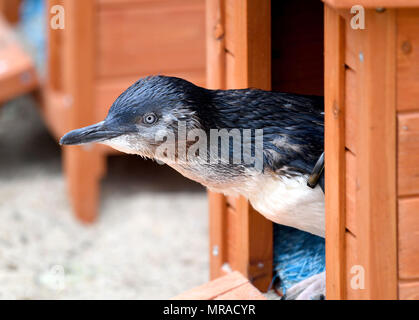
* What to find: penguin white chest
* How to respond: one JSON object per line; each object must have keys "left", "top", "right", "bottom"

{"left": 247, "top": 175, "right": 325, "bottom": 237}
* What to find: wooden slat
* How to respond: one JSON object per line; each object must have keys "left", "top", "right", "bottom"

{"left": 397, "top": 10, "right": 419, "bottom": 112}
{"left": 398, "top": 113, "right": 419, "bottom": 196}
{"left": 345, "top": 150, "right": 357, "bottom": 236}
{"left": 215, "top": 282, "right": 266, "bottom": 300}
{"left": 398, "top": 197, "right": 419, "bottom": 279}
{"left": 173, "top": 271, "right": 248, "bottom": 300}
{"left": 345, "top": 67, "right": 358, "bottom": 154}
{"left": 323, "top": 0, "right": 419, "bottom": 8}
{"left": 354, "top": 9, "right": 397, "bottom": 299}
{"left": 324, "top": 5, "right": 346, "bottom": 300}
{"left": 205, "top": 0, "right": 225, "bottom": 90}
{"left": 97, "top": 0, "right": 205, "bottom": 78}
{"left": 61, "top": 0, "right": 106, "bottom": 223}
{"left": 208, "top": 192, "right": 228, "bottom": 280}
{"left": 343, "top": 15, "right": 364, "bottom": 72}
{"left": 399, "top": 281, "right": 419, "bottom": 300}
{"left": 345, "top": 232, "right": 362, "bottom": 300}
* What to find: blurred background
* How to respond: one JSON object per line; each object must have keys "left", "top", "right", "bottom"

{"left": 0, "top": 0, "right": 209, "bottom": 299}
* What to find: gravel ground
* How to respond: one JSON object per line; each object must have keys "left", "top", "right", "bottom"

{"left": 0, "top": 96, "right": 209, "bottom": 299}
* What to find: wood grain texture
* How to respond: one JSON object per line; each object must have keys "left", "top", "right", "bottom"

{"left": 323, "top": 0, "right": 419, "bottom": 8}
{"left": 215, "top": 281, "right": 266, "bottom": 300}
{"left": 344, "top": 67, "right": 358, "bottom": 154}
{"left": 398, "top": 197, "right": 419, "bottom": 279}
{"left": 324, "top": 5, "right": 346, "bottom": 300}
{"left": 60, "top": 0, "right": 105, "bottom": 223}
{"left": 97, "top": 0, "right": 205, "bottom": 78}
{"left": 398, "top": 113, "right": 419, "bottom": 196}
{"left": 353, "top": 9, "right": 397, "bottom": 299}
{"left": 399, "top": 281, "right": 419, "bottom": 300}
{"left": 345, "top": 150, "right": 357, "bottom": 236}
{"left": 345, "top": 232, "right": 362, "bottom": 300}
{"left": 173, "top": 271, "right": 265, "bottom": 300}
{"left": 397, "top": 10, "right": 419, "bottom": 112}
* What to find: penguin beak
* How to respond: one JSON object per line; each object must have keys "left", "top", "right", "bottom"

{"left": 60, "top": 121, "right": 123, "bottom": 146}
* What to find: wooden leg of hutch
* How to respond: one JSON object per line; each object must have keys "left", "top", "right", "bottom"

{"left": 63, "top": 147, "right": 105, "bottom": 223}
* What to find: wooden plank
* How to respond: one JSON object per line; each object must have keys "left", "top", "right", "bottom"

{"left": 399, "top": 281, "right": 419, "bottom": 300}
{"left": 398, "top": 197, "right": 419, "bottom": 279}
{"left": 397, "top": 10, "right": 419, "bottom": 112}
{"left": 208, "top": 192, "right": 228, "bottom": 279}
{"left": 97, "top": 0, "right": 205, "bottom": 78}
{"left": 47, "top": 0, "right": 64, "bottom": 92}
{"left": 215, "top": 282, "right": 266, "bottom": 300}
{"left": 0, "top": 16, "right": 37, "bottom": 103}
{"left": 173, "top": 271, "right": 248, "bottom": 300}
{"left": 324, "top": 5, "right": 346, "bottom": 300}
{"left": 343, "top": 14, "right": 364, "bottom": 72}
{"left": 345, "top": 150, "right": 357, "bottom": 236}
{"left": 205, "top": 0, "right": 225, "bottom": 90}
{"left": 345, "top": 67, "right": 358, "bottom": 154}
{"left": 61, "top": 0, "right": 105, "bottom": 223}
{"left": 354, "top": 9, "right": 397, "bottom": 299}
{"left": 229, "top": 0, "right": 272, "bottom": 292}
{"left": 398, "top": 113, "right": 419, "bottom": 196}
{"left": 345, "top": 232, "right": 362, "bottom": 300}
{"left": 323, "top": 0, "right": 419, "bottom": 8}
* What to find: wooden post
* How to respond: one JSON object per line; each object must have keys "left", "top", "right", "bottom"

{"left": 206, "top": 0, "right": 272, "bottom": 292}
{"left": 324, "top": 5, "right": 346, "bottom": 300}
{"left": 61, "top": 0, "right": 105, "bottom": 223}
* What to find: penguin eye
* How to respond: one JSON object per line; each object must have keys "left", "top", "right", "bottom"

{"left": 143, "top": 113, "right": 158, "bottom": 125}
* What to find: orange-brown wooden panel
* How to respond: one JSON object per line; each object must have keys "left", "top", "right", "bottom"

{"left": 345, "top": 150, "right": 357, "bottom": 236}
{"left": 226, "top": 206, "right": 239, "bottom": 271}
{"left": 398, "top": 197, "right": 419, "bottom": 279}
{"left": 324, "top": 0, "right": 419, "bottom": 8}
{"left": 0, "top": 16, "right": 37, "bottom": 104}
{"left": 324, "top": 5, "right": 346, "bottom": 299}
{"left": 97, "top": 0, "right": 205, "bottom": 78}
{"left": 345, "top": 67, "right": 358, "bottom": 154}
{"left": 173, "top": 271, "right": 265, "bottom": 300}
{"left": 215, "top": 282, "right": 266, "bottom": 300}
{"left": 399, "top": 281, "right": 419, "bottom": 300}
{"left": 0, "top": 0, "right": 21, "bottom": 24}
{"left": 342, "top": 10, "right": 366, "bottom": 72}
{"left": 397, "top": 10, "right": 419, "bottom": 112}
{"left": 345, "top": 232, "right": 362, "bottom": 300}
{"left": 224, "top": 0, "right": 234, "bottom": 55}
{"left": 398, "top": 112, "right": 419, "bottom": 196}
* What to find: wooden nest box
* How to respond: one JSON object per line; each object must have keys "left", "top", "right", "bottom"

{"left": 206, "top": 0, "right": 419, "bottom": 300}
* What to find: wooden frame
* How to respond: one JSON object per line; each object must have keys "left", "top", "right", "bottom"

{"left": 323, "top": 2, "right": 419, "bottom": 299}
{"left": 206, "top": 0, "right": 273, "bottom": 292}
